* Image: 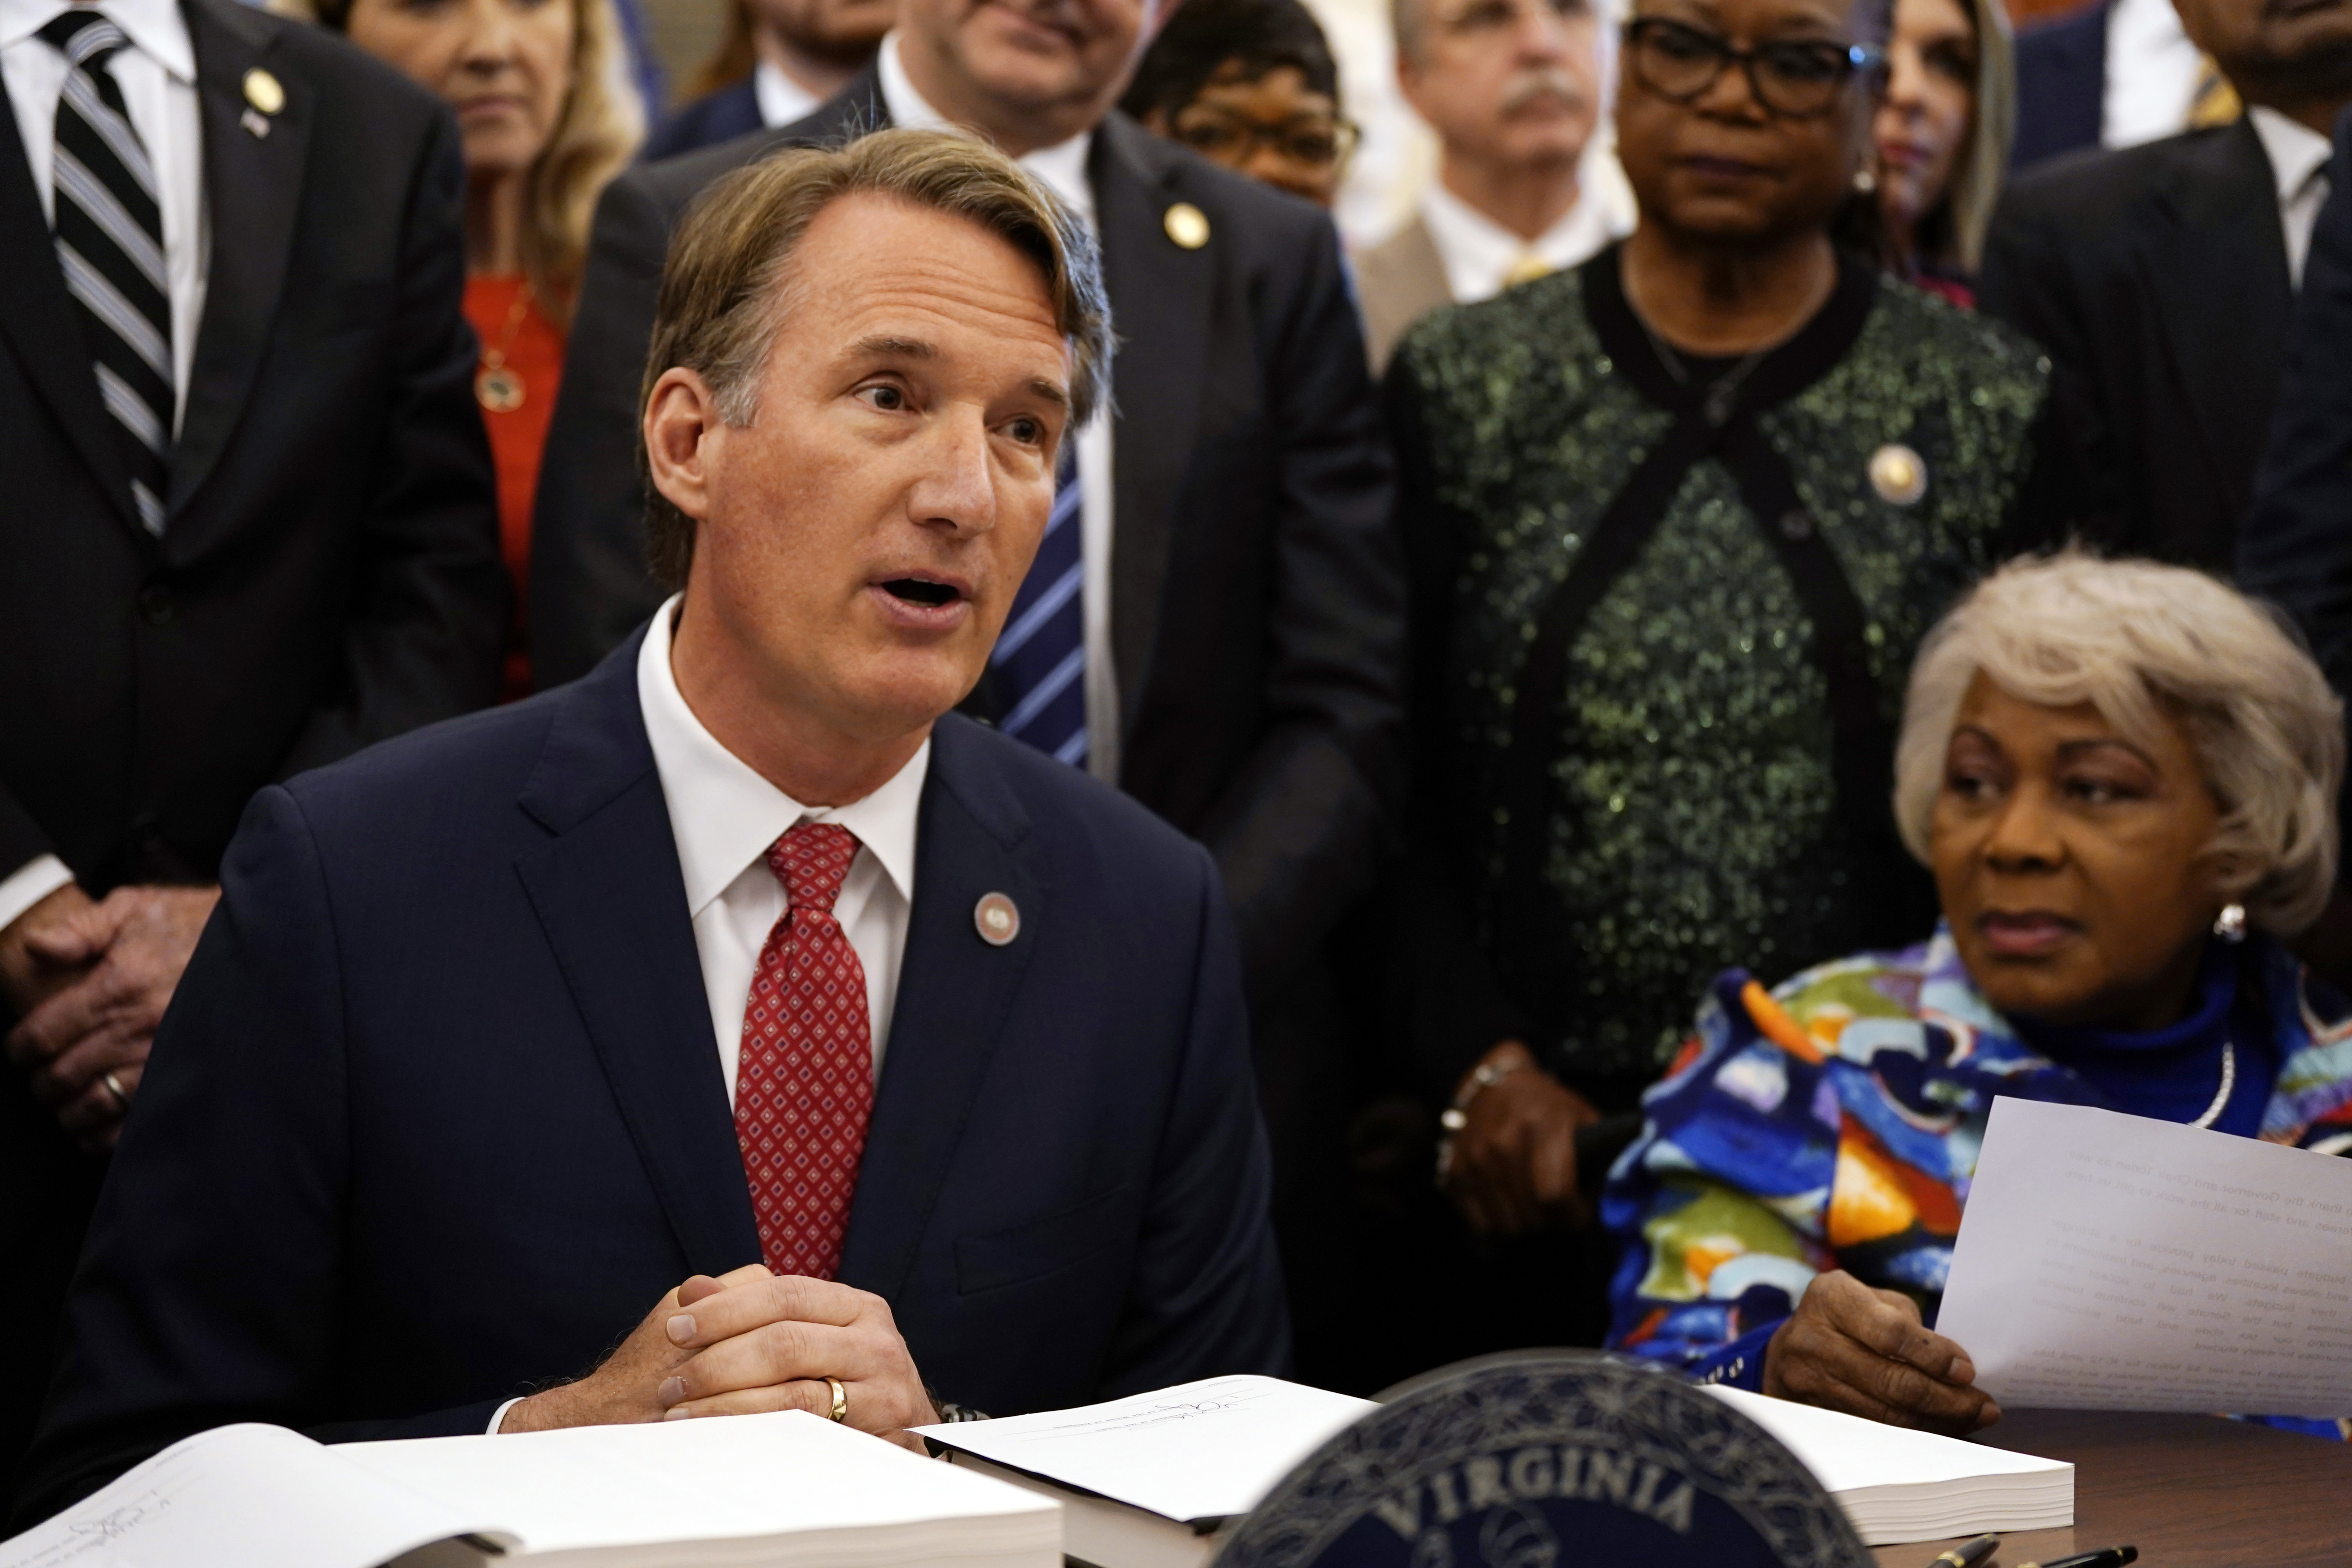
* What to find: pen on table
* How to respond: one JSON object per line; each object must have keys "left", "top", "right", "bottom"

{"left": 1927, "top": 1533, "right": 1999, "bottom": 1568}
{"left": 2018, "top": 1547, "right": 2138, "bottom": 1568}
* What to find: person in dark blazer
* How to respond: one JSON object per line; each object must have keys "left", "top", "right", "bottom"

{"left": 1979, "top": 0, "right": 2350, "bottom": 571}
{"left": 639, "top": 0, "right": 889, "bottom": 160}
{"left": 13, "top": 129, "right": 1287, "bottom": 1525}
{"left": 2242, "top": 109, "right": 2352, "bottom": 772}
{"left": 2009, "top": 0, "right": 2105, "bottom": 167}
{"left": 538, "top": 0, "right": 1400, "bottom": 1387}
{"left": 0, "top": 0, "right": 502, "bottom": 1493}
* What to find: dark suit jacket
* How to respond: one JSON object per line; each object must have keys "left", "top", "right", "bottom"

{"left": 2011, "top": 1, "right": 2107, "bottom": 170}
{"left": 641, "top": 77, "right": 762, "bottom": 162}
{"left": 14, "top": 630, "right": 1289, "bottom": 1526}
{"left": 0, "top": 0, "right": 502, "bottom": 1492}
{"left": 531, "top": 69, "right": 1403, "bottom": 991}
{"left": 1979, "top": 120, "right": 2293, "bottom": 569}
{"left": 2242, "top": 110, "right": 2352, "bottom": 720}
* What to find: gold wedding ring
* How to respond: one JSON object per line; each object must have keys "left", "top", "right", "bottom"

{"left": 100, "top": 1071, "right": 129, "bottom": 1107}
{"left": 825, "top": 1376, "right": 848, "bottom": 1423}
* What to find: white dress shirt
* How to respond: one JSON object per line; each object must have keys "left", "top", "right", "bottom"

{"left": 637, "top": 595, "right": 926, "bottom": 1102}
{"left": 2249, "top": 105, "right": 2335, "bottom": 290}
{"left": 877, "top": 33, "right": 1123, "bottom": 786}
{"left": 752, "top": 57, "right": 822, "bottom": 129}
{"left": 1417, "top": 164, "right": 1633, "bottom": 306}
{"left": 0, "top": 0, "right": 209, "bottom": 933}
{"left": 2101, "top": 0, "right": 2200, "bottom": 150}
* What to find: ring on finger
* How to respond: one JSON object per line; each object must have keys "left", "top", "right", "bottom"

{"left": 826, "top": 1377, "right": 848, "bottom": 1423}
{"left": 100, "top": 1071, "right": 130, "bottom": 1108}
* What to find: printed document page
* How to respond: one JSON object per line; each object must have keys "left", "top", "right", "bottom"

{"left": 1936, "top": 1098, "right": 2352, "bottom": 1417}
{"left": 911, "top": 1376, "right": 1376, "bottom": 1523}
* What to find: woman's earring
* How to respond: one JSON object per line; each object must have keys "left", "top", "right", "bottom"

{"left": 1853, "top": 164, "right": 1878, "bottom": 194}
{"left": 2214, "top": 904, "right": 2247, "bottom": 941}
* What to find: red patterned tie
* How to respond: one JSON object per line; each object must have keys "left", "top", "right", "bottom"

{"left": 735, "top": 822, "right": 873, "bottom": 1280}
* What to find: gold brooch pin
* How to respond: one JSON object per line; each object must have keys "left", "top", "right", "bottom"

{"left": 243, "top": 67, "right": 284, "bottom": 116}
{"left": 1868, "top": 443, "right": 1927, "bottom": 506}
{"left": 1163, "top": 202, "right": 1209, "bottom": 250}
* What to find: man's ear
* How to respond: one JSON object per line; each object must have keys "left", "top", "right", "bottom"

{"left": 644, "top": 367, "right": 724, "bottom": 524}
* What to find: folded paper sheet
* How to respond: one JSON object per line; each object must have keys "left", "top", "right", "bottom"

{"left": 1935, "top": 1097, "right": 2352, "bottom": 1418}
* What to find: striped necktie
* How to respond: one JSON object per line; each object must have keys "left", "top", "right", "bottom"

{"left": 40, "top": 7, "right": 173, "bottom": 536}
{"left": 989, "top": 445, "right": 1087, "bottom": 768}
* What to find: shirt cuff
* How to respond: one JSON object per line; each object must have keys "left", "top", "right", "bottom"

{"left": 0, "top": 856, "right": 74, "bottom": 935}
{"left": 1688, "top": 1319, "right": 1783, "bottom": 1394}
{"left": 488, "top": 1397, "right": 526, "bottom": 1434}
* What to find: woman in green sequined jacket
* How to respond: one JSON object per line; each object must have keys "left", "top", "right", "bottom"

{"left": 1384, "top": 0, "right": 2084, "bottom": 1281}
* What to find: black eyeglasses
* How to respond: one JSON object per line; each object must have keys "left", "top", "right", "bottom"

{"left": 1623, "top": 16, "right": 1886, "bottom": 118}
{"left": 1169, "top": 108, "right": 1362, "bottom": 169}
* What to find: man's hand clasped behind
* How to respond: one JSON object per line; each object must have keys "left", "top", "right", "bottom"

{"left": 1763, "top": 1269, "right": 2000, "bottom": 1436}
{"left": 503, "top": 1268, "right": 938, "bottom": 1452}
{"left": 1442, "top": 1040, "right": 1604, "bottom": 1234}
{"left": 0, "top": 882, "right": 220, "bottom": 1151}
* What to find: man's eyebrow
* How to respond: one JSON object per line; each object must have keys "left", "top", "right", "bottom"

{"left": 1026, "top": 376, "right": 1071, "bottom": 410}
{"left": 848, "top": 334, "right": 938, "bottom": 360}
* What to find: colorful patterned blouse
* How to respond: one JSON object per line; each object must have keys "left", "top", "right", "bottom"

{"left": 1602, "top": 925, "right": 2352, "bottom": 1436}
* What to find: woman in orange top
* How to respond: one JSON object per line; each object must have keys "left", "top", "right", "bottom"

{"left": 283, "top": 0, "right": 643, "bottom": 696}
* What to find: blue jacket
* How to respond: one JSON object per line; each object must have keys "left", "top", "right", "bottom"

{"left": 642, "top": 78, "right": 761, "bottom": 162}
{"left": 16, "top": 629, "right": 1290, "bottom": 1522}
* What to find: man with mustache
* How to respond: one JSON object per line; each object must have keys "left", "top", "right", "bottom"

{"left": 1353, "top": 0, "right": 1633, "bottom": 371}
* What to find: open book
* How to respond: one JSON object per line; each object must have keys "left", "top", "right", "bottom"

{"left": 1705, "top": 1387, "right": 2074, "bottom": 1545}
{"left": 912, "top": 1376, "right": 1377, "bottom": 1568}
{"left": 0, "top": 1410, "right": 1060, "bottom": 1568}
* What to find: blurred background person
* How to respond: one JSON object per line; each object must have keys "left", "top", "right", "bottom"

{"left": 1383, "top": 0, "right": 2078, "bottom": 1356}
{"left": 1120, "top": 0, "right": 1356, "bottom": 207}
{"left": 642, "top": 0, "right": 890, "bottom": 158}
{"left": 1869, "top": 0, "right": 2011, "bottom": 303}
{"left": 1980, "top": 0, "right": 2351, "bottom": 573}
{"left": 1354, "top": 0, "right": 1631, "bottom": 370}
{"left": 1606, "top": 552, "right": 2352, "bottom": 1439}
{"left": 0, "top": 0, "right": 503, "bottom": 1493}
{"left": 284, "top": 0, "right": 643, "bottom": 699}
{"left": 2010, "top": 0, "right": 2232, "bottom": 171}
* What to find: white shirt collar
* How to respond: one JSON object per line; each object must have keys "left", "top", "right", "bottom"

{"left": 636, "top": 594, "right": 927, "bottom": 919}
{"left": 876, "top": 29, "right": 1094, "bottom": 225}
{"left": 1417, "top": 170, "right": 1630, "bottom": 305}
{"left": 752, "top": 57, "right": 823, "bottom": 130}
{"left": 0, "top": 0, "right": 194, "bottom": 80}
{"left": 2247, "top": 105, "right": 2334, "bottom": 207}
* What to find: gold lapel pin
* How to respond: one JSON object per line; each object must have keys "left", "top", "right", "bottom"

{"left": 1163, "top": 201, "right": 1209, "bottom": 250}
{"left": 1867, "top": 442, "right": 1927, "bottom": 506}
{"left": 973, "top": 893, "right": 1020, "bottom": 947}
{"left": 243, "top": 67, "right": 284, "bottom": 116}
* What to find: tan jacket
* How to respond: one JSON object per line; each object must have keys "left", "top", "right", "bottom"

{"left": 1352, "top": 215, "right": 1454, "bottom": 376}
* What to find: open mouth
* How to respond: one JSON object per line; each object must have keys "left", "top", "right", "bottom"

{"left": 881, "top": 578, "right": 963, "bottom": 609}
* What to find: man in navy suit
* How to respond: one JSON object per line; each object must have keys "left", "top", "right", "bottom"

{"left": 14, "top": 127, "right": 1287, "bottom": 1524}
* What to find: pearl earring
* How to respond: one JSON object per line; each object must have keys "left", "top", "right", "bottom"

{"left": 1853, "top": 165, "right": 1878, "bottom": 194}
{"left": 2214, "top": 904, "right": 2247, "bottom": 941}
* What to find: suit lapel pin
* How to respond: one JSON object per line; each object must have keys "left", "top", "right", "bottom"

{"left": 1163, "top": 201, "right": 1209, "bottom": 250}
{"left": 241, "top": 67, "right": 283, "bottom": 138}
{"left": 973, "top": 892, "right": 1020, "bottom": 947}
{"left": 1868, "top": 442, "right": 1927, "bottom": 506}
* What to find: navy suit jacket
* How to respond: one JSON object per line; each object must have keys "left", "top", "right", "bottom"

{"left": 641, "top": 79, "right": 762, "bottom": 162}
{"left": 2011, "top": 1, "right": 2107, "bottom": 171}
{"left": 14, "top": 630, "right": 1289, "bottom": 1525}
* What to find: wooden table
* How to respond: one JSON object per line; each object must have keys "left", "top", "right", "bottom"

{"left": 1869, "top": 1410, "right": 2352, "bottom": 1568}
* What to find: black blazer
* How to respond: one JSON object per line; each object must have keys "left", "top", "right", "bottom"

{"left": 0, "top": 0, "right": 502, "bottom": 1491}
{"left": 2242, "top": 111, "right": 2352, "bottom": 716}
{"left": 640, "top": 77, "right": 762, "bottom": 162}
{"left": 2011, "top": 1, "right": 2107, "bottom": 170}
{"left": 530, "top": 69, "right": 1405, "bottom": 988}
{"left": 1979, "top": 120, "right": 2294, "bottom": 570}
{"left": 14, "top": 632, "right": 1289, "bottom": 1525}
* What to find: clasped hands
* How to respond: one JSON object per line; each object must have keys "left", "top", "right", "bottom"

{"left": 1441, "top": 1040, "right": 1603, "bottom": 1234}
{"left": 503, "top": 1267, "right": 938, "bottom": 1452}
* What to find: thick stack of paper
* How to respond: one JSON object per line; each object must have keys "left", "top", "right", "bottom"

{"left": 1705, "top": 1387, "right": 2073, "bottom": 1545}
{"left": 913, "top": 1376, "right": 1376, "bottom": 1568}
{"left": 0, "top": 1410, "right": 1060, "bottom": 1568}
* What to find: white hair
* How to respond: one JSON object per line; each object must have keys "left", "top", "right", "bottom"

{"left": 1894, "top": 550, "right": 2345, "bottom": 935}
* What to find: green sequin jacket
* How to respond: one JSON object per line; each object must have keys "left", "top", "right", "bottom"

{"left": 1388, "top": 245, "right": 2073, "bottom": 1098}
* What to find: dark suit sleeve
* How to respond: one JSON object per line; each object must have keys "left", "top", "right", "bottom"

{"left": 1101, "top": 842, "right": 1291, "bottom": 1393}
{"left": 2243, "top": 112, "right": 2352, "bottom": 707}
{"left": 278, "top": 109, "right": 505, "bottom": 778}
{"left": 13, "top": 788, "right": 500, "bottom": 1528}
{"left": 1977, "top": 187, "right": 2124, "bottom": 550}
{"left": 528, "top": 167, "right": 675, "bottom": 689}
{"left": 1195, "top": 216, "right": 1406, "bottom": 989}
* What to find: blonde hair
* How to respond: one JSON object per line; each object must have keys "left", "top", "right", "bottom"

{"left": 276, "top": 0, "right": 645, "bottom": 322}
{"left": 1941, "top": 0, "right": 2014, "bottom": 274}
{"left": 639, "top": 127, "right": 1114, "bottom": 587}
{"left": 1894, "top": 551, "right": 2345, "bottom": 935}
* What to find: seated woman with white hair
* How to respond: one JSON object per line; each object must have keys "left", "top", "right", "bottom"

{"left": 1602, "top": 551, "right": 2352, "bottom": 1438}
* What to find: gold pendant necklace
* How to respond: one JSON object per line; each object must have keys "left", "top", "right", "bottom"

{"left": 475, "top": 283, "right": 534, "bottom": 413}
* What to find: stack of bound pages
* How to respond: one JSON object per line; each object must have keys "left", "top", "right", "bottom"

{"left": 0, "top": 1411, "right": 1060, "bottom": 1568}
